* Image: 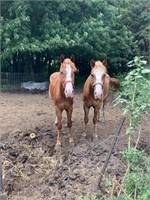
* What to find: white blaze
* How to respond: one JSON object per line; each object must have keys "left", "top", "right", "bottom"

{"left": 93, "top": 69, "right": 103, "bottom": 99}
{"left": 65, "top": 65, "right": 74, "bottom": 98}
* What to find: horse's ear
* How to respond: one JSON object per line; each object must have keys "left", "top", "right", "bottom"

{"left": 70, "top": 54, "right": 75, "bottom": 63}
{"left": 90, "top": 59, "right": 95, "bottom": 68}
{"left": 75, "top": 68, "right": 79, "bottom": 73}
{"left": 60, "top": 54, "right": 65, "bottom": 63}
{"left": 102, "top": 60, "right": 107, "bottom": 66}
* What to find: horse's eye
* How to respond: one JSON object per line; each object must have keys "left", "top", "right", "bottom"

{"left": 91, "top": 74, "right": 94, "bottom": 77}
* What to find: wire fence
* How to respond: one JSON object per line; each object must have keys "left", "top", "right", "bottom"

{"left": 0, "top": 72, "right": 48, "bottom": 89}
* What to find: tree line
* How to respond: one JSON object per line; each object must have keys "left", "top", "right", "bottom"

{"left": 1, "top": 0, "right": 149, "bottom": 78}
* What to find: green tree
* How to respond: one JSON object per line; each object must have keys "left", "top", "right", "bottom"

{"left": 1, "top": 0, "right": 143, "bottom": 78}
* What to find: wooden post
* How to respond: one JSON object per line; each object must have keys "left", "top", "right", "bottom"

{"left": 97, "top": 117, "right": 125, "bottom": 188}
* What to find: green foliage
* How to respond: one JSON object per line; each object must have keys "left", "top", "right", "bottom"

{"left": 75, "top": 74, "right": 87, "bottom": 89}
{"left": 88, "top": 195, "right": 100, "bottom": 200}
{"left": 105, "top": 177, "right": 112, "bottom": 188}
{"left": 115, "top": 56, "right": 150, "bottom": 136}
{"left": 122, "top": 148, "right": 150, "bottom": 200}
{"left": 114, "top": 56, "right": 150, "bottom": 199}
{"left": 76, "top": 194, "right": 100, "bottom": 200}
{"left": 1, "top": 0, "right": 144, "bottom": 75}
{"left": 125, "top": 0, "right": 150, "bottom": 57}
{"left": 1, "top": 1, "right": 31, "bottom": 58}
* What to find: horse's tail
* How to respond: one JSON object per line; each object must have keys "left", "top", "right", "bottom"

{"left": 109, "top": 77, "right": 120, "bottom": 90}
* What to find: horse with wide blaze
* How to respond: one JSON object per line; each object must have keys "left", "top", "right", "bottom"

{"left": 82, "top": 59, "right": 120, "bottom": 141}
{"left": 49, "top": 54, "right": 78, "bottom": 151}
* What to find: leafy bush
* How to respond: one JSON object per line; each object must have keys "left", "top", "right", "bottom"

{"left": 114, "top": 56, "right": 150, "bottom": 199}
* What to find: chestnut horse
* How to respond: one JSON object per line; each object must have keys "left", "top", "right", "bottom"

{"left": 49, "top": 54, "right": 77, "bottom": 150}
{"left": 83, "top": 59, "right": 119, "bottom": 141}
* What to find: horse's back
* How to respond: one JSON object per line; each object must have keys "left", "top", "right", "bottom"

{"left": 50, "top": 72, "right": 59, "bottom": 82}
{"left": 109, "top": 77, "right": 120, "bottom": 90}
{"left": 103, "top": 74, "right": 110, "bottom": 99}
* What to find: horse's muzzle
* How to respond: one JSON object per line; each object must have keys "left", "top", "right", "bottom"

{"left": 94, "top": 92, "right": 103, "bottom": 100}
{"left": 64, "top": 81, "right": 74, "bottom": 98}
{"left": 65, "top": 88, "right": 74, "bottom": 98}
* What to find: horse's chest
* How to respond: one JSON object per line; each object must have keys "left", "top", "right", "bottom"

{"left": 84, "top": 96, "right": 101, "bottom": 108}
{"left": 56, "top": 98, "right": 73, "bottom": 110}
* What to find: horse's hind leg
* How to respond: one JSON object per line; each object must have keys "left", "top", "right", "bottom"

{"left": 55, "top": 117, "right": 58, "bottom": 125}
{"left": 98, "top": 101, "right": 105, "bottom": 123}
{"left": 55, "top": 107, "right": 62, "bottom": 150}
{"left": 83, "top": 103, "right": 89, "bottom": 137}
{"left": 66, "top": 106, "right": 74, "bottom": 145}
{"left": 101, "top": 104, "right": 106, "bottom": 123}
{"left": 93, "top": 107, "right": 99, "bottom": 141}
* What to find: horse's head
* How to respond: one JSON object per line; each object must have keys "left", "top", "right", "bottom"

{"left": 60, "top": 54, "right": 78, "bottom": 98}
{"left": 90, "top": 59, "right": 107, "bottom": 100}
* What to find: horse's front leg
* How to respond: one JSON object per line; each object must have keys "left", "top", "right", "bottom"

{"left": 66, "top": 106, "right": 74, "bottom": 145}
{"left": 93, "top": 107, "right": 100, "bottom": 141}
{"left": 98, "top": 103, "right": 105, "bottom": 123}
{"left": 83, "top": 103, "right": 89, "bottom": 137}
{"left": 55, "top": 106, "right": 62, "bottom": 150}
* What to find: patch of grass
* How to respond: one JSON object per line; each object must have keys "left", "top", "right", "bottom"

{"left": 76, "top": 194, "right": 100, "bottom": 200}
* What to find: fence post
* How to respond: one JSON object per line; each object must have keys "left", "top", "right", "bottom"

{"left": 97, "top": 117, "right": 125, "bottom": 188}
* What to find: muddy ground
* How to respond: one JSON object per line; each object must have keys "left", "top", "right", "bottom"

{"left": 0, "top": 89, "right": 149, "bottom": 200}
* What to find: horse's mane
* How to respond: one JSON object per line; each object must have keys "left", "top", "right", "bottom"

{"left": 60, "top": 58, "right": 77, "bottom": 72}
{"left": 94, "top": 61, "right": 107, "bottom": 73}
{"left": 83, "top": 75, "right": 92, "bottom": 99}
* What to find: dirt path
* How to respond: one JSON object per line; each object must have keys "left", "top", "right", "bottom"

{"left": 0, "top": 90, "right": 149, "bottom": 200}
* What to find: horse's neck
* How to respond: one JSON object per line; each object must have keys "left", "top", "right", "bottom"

{"left": 83, "top": 76, "right": 93, "bottom": 98}
{"left": 59, "top": 83, "right": 65, "bottom": 97}
{"left": 52, "top": 75, "right": 65, "bottom": 100}
{"left": 57, "top": 80, "right": 65, "bottom": 98}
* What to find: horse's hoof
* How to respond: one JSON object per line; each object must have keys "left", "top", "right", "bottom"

{"left": 92, "top": 136, "right": 98, "bottom": 143}
{"left": 54, "top": 144, "right": 61, "bottom": 152}
{"left": 97, "top": 118, "right": 105, "bottom": 123}
{"left": 97, "top": 118, "right": 100, "bottom": 122}
{"left": 80, "top": 134, "right": 87, "bottom": 142}
{"left": 69, "top": 141, "right": 75, "bottom": 148}
{"left": 101, "top": 119, "right": 105, "bottom": 123}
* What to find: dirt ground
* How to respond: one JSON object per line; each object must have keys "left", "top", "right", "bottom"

{"left": 0, "top": 89, "right": 149, "bottom": 200}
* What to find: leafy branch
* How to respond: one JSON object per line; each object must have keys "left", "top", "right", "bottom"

{"left": 114, "top": 56, "right": 150, "bottom": 199}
